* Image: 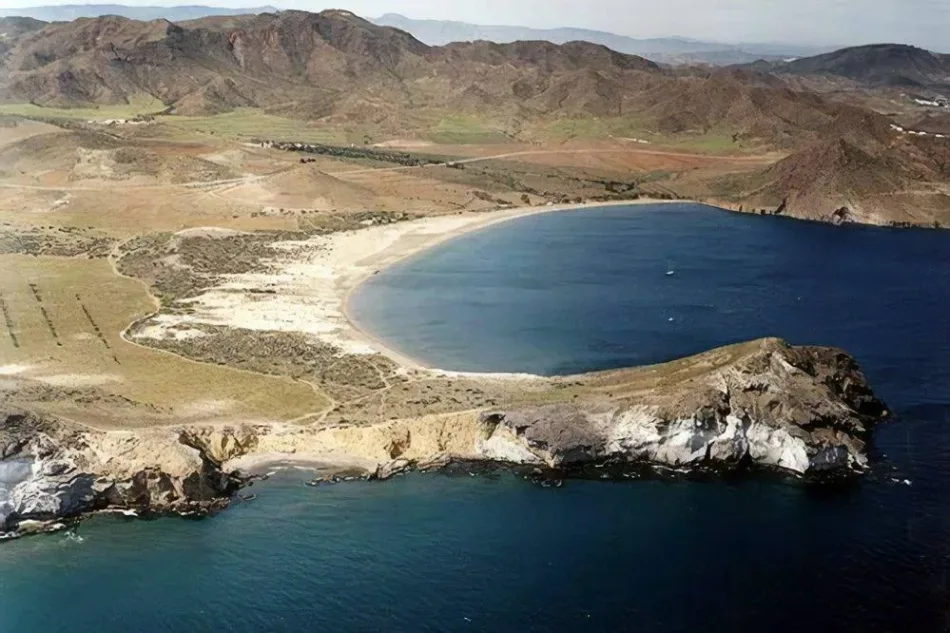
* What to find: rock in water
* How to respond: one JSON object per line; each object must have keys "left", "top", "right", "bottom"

{"left": 372, "top": 458, "right": 412, "bottom": 481}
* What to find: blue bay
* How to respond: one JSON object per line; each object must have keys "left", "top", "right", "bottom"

{"left": 3, "top": 203, "right": 949, "bottom": 632}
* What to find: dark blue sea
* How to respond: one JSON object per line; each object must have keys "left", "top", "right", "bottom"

{"left": 3, "top": 204, "right": 950, "bottom": 632}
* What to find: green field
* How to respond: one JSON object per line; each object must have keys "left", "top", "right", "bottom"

{"left": 428, "top": 115, "right": 513, "bottom": 144}
{"left": 0, "top": 98, "right": 166, "bottom": 121}
{"left": 662, "top": 132, "right": 766, "bottom": 155}
{"left": 523, "top": 116, "right": 766, "bottom": 155}
{"left": 528, "top": 116, "right": 654, "bottom": 142}
{"left": 164, "top": 109, "right": 349, "bottom": 143}
{"left": 0, "top": 104, "right": 352, "bottom": 143}
{"left": 0, "top": 102, "right": 769, "bottom": 157}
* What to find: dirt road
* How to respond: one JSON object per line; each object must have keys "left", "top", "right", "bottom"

{"left": 0, "top": 168, "right": 294, "bottom": 192}
{"left": 328, "top": 147, "right": 774, "bottom": 176}
{"left": 0, "top": 146, "right": 772, "bottom": 192}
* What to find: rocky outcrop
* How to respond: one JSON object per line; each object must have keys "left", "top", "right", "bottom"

{"left": 475, "top": 340, "right": 887, "bottom": 474}
{"left": 708, "top": 135, "right": 950, "bottom": 229}
{"left": 0, "top": 338, "right": 887, "bottom": 539}
{"left": 0, "top": 412, "right": 243, "bottom": 539}
{"left": 371, "top": 458, "right": 412, "bottom": 481}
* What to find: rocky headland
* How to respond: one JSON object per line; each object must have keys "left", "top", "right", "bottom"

{"left": 1, "top": 338, "right": 888, "bottom": 539}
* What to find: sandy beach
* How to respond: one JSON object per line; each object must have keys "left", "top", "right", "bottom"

{"left": 223, "top": 451, "right": 379, "bottom": 476}
{"left": 341, "top": 199, "right": 693, "bottom": 369}
{"left": 132, "top": 199, "right": 687, "bottom": 372}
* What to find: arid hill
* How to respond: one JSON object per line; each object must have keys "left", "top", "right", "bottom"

{"left": 0, "top": 15, "right": 46, "bottom": 38}
{"left": 0, "top": 16, "right": 46, "bottom": 55}
{"left": 0, "top": 9, "right": 948, "bottom": 226}
{"left": 0, "top": 10, "right": 896, "bottom": 149}
{"left": 757, "top": 44, "right": 950, "bottom": 89}
{"left": 909, "top": 111, "right": 950, "bottom": 135}
{"left": 0, "top": 128, "right": 235, "bottom": 183}
{"left": 711, "top": 133, "right": 950, "bottom": 226}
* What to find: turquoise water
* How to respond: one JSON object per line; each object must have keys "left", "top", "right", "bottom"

{"left": 3, "top": 204, "right": 950, "bottom": 632}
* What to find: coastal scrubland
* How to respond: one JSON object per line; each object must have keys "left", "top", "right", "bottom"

{"left": 0, "top": 97, "right": 934, "bottom": 431}
{"left": 0, "top": 11, "right": 944, "bottom": 435}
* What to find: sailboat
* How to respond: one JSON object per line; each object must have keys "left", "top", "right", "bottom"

{"left": 665, "top": 261, "right": 675, "bottom": 276}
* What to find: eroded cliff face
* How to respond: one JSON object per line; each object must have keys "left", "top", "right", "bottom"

{"left": 475, "top": 342, "right": 886, "bottom": 474}
{"left": 0, "top": 339, "right": 887, "bottom": 539}
{"left": 0, "top": 414, "right": 243, "bottom": 538}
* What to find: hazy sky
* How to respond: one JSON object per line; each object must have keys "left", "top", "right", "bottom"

{"left": 1, "top": 0, "right": 947, "bottom": 49}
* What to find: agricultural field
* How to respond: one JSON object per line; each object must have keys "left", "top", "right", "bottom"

{"left": 0, "top": 98, "right": 166, "bottom": 122}
{"left": 428, "top": 115, "right": 515, "bottom": 145}
{"left": 161, "top": 109, "right": 350, "bottom": 144}
{"left": 0, "top": 255, "right": 326, "bottom": 429}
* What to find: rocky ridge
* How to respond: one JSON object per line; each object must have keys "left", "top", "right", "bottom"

{"left": 0, "top": 9, "right": 891, "bottom": 147}
{"left": 0, "top": 338, "right": 888, "bottom": 539}
{"left": 477, "top": 341, "right": 886, "bottom": 474}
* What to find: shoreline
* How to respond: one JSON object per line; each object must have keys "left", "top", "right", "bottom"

{"left": 336, "top": 197, "right": 948, "bottom": 373}
{"left": 335, "top": 199, "right": 690, "bottom": 372}
{"left": 224, "top": 452, "right": 379, "bottom": 476}
{"left": 135, "top": 194, "right": 914, "bottom": 385}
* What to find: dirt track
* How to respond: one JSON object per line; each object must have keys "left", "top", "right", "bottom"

{"left": 328, "top": 147, "right": 774, "bottom": 176}
{"left": 0, "top": 146, "right": 771, "bottom": 192}
{"left": 0, "top": 167, "right": 294, "bottom": 192}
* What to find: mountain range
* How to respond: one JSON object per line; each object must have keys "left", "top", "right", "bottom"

{"left": 749, "top": 43, "right": 950, "bottom": 89}
{"left": 0, "top": 4, "right": 828, "bottom": 66}
{"left": 0, "top": 5, "right": 913, "bottom": 199}
{"left": 370, "top": 13, "right": 827, "bottom": 65}
{"left": 0, "top": 8, "right": 947, "bottom": 226}
{"left": 0, "top": 3, "right": 278, "bottom": 23}
{"left": 0, "top": 10, "right": 896, "bottom": 137}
